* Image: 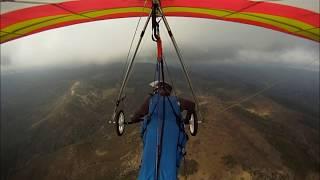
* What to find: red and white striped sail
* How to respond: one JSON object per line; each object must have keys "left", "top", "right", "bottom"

{"left": 1, "top": 0, "right": 319, "bottom": 43}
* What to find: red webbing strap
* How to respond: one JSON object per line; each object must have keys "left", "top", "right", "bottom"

{"left": 157, "top": 38, "right": 163, "bottom": 62}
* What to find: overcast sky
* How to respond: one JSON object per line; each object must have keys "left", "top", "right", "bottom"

{"left": 1, "top": 0, "right": 319, "bottom": 72}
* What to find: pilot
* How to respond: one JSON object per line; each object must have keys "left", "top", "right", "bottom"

{"left": 130, "top": 81, "right": 195, "bottom": 180}
{"left": 130, "top": 81, "right": 195, "bottom": 124}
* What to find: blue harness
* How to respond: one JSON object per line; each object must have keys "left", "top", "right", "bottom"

{"left": 138, "top": 94, "right": 188, "bottom": 180}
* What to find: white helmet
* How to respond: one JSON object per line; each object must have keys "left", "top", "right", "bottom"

{"left": 149, "top": 80, "right": 172, "bottom": 89}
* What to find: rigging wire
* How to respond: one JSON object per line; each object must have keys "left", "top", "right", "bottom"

{"left": 159, "top": 9, "right": 204, "bottom": 123}
{"left": 163, "top": 23, "right": 204, "bottom": 108}
{"left": 2, "top": 0, "right": 55, "bottom": 5}
{"left": 311, "top": 59, "right": 319, "bottom": 118}
{"left": 160, "top": 22, "right": 177, "bottom": 97}
{"left": 2, "top": 0, "right": 317, "bottom": 39}
{"left": 1, "top": 0, "right": 97, "bottom": 39}
{"left": 204, "top": 0, "right": 318, "bottom": 38}
{"left": 112, "top": 11, "right": 152, "bottom": 122}
{"left": 155, "top": 56, "right": 162, "bottom": 180}
{"left": 163, "top": 57, "right": 177, "bottom": 97}
{"left": 160, "top": 25, "right": 188, "bottom": 180}
{"left": 163, "top": 54, "right": 189, "bottom": 180}
{"left": 216, "top": 82, "right": 279, "bottom": 114}
{"left": 120, "top": 0, "right": 148, "bottom": 88}
{"left": 218, "top": 0, "right": 318, "bottom": 37}
{"left": 220, "top": 0, "right": 285, "bottom": 19}
{"left": 220, "top": 1, "right": 264, "bottom": 18}
{"left": 216, "top": 59, "right": 319, "bottom": 115}
{"left": 0, "top": 30, "right": 22, "bottom": 36}
{"left": 5, "top": 0, "right": 94, "bottom": 19}
{"left": 294, "top": 27, "right": 320, "bottom": 34}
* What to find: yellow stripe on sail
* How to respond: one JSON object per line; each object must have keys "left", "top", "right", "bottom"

{"left": 1, "top": 6, "right": 318, "bottom": 42}
{"left": 1, "top": 7, "right": 149, "bottom": 43}
{"left": 163, "top": 7, "right": 319, "bottom": 41}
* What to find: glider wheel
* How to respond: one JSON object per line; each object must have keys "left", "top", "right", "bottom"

{"left": 189, "top": 113, "right": 198, "bottom": 136}
{"left": 115, "top": 110, "right": 125, "bottom": 136}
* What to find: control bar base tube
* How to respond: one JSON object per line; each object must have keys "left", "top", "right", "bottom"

{"left": 112, "top": 12, "right": 152, "bottom": 122}
{"left": 160, "top": 8, "right": 204, "bottom": 123}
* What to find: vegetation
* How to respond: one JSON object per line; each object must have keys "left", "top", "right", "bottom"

{"left": 1, "top": 63, "right": 319, "bottom": 180}
{"left": 179, "top": 159, "right": 199, "bottom": 176}
{"left": 232, "top": 105, "right": 319, "bottom": 178}
{"left": 222, "top": 155, "right": 238, "bottom": 169}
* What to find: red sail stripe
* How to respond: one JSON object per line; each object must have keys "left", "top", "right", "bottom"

{"left": 2, "top": 0, "right": 318, "bottom": 28}
{"left": 1, "top": 0, "right": 319, "bottom": 43}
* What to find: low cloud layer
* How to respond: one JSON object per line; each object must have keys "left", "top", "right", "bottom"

{"left": 1, "top": 16, "right": 319, "bottom": 72}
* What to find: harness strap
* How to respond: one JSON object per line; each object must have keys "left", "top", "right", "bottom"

{"left": 141, "top": 96, "right": 159, "bottom": 139}
{"left": 165, "top": 96, "right": 188, "bottom": 174}
{"left": 156, "top": 95, "right": 166, "bottom": 180}
{"left": 140, "top": 95, "right": 188, "bottom": 179}
{"left": 165, "top": 96, "right": 185, "bottom": 131}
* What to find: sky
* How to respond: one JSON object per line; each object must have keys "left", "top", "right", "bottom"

{"left": 0, "top": 0, "right": 319, "bottom": 72}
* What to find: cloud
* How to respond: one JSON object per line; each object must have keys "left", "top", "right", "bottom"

{"left": 1, "top": 17, "right": 319, "bottom": 71}
{"left": 0, "top": 54, "right": 12, "bottom": 66}
{"left": 161, "top": 18, "right": 319, "bottom": 69}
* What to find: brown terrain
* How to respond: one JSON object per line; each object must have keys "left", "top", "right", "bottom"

{"left": 1, "top": 64, "right": 319, "bottom": 180}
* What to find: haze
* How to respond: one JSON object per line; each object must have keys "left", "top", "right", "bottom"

{"left": 0, "top": 0, "right": 319, "bottom": 72}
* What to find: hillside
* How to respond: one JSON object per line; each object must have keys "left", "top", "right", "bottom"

{"left": 1, "top": 63, "right": 319, "bottom": 180}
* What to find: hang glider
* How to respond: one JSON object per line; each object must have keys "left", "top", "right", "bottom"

{"left": 1, "top": 0, "right": 319, "bottom": 43}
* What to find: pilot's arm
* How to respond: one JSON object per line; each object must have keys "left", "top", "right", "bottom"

{"left": 130, "top": 96, "right": 151, "bottom": 123}
{"left": 178, "top": 97, "right": 195, "bottom": 121}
